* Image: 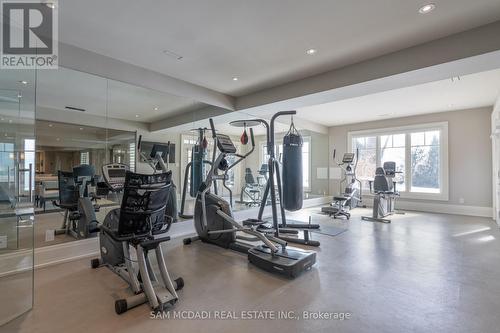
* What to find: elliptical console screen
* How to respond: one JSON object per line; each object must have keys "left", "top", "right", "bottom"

{"left": 342, "top": 153, "right": 355, "bottom": 163}
{"left": 102, "top": 164, "right": 129, "bottom": 191}
{"left": 216, "top": 134, "right": 237, "bottom": 154}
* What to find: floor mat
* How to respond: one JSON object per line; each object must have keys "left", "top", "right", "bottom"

{"left": 313, "top": 224, "right": 349, "bottom": 237}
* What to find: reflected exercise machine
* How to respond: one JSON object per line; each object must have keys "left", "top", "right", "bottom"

{"left": 179, "top": 128, "right": 217, "bottom": 218}
{"left": 321, "top": 149, "right": 362, "bottom": 219}
{"left": 53, "top": 165, "right": 100, "bottom": 239}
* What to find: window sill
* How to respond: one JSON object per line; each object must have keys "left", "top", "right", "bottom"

{"left": 361, "top": 191, "right": 449, "bottom": 201}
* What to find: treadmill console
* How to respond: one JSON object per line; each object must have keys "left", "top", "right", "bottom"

{"left": 102, "top": 163, "right": 129, "bottom": 191}
{"left": 342, "top": 153, "right": 355, "bottom": 163}
{"left": 216, "top": 134, "right": 237, "bottom": 154}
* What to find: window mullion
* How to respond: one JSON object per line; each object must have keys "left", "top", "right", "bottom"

{"left": 376, "top": 136, "right": 381, "bottom": 167}
{"left": 406, "top": 132, "right": 411, "bottom": 192}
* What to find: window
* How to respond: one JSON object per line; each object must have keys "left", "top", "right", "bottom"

{"left": 353, "top": 136, "right": 377, "bottom": 190}
{"left": 129, "top": 142, "right": 136, "bottom": 172}
{"left": 260, "top": 136, "right": 311, "bottom": 190}
{"left": 410, "top": 131, "right": 440, "bottom": 193}
{"left": 348, "top": 122, "right": 448, "bottom": 200}
{"left": 80, "top": 151, "right": 89, "bottom": 165}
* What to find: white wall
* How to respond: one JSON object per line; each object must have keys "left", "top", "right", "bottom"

{"left": 491, "top": 95, "right": 500, "bottom": 222}
{"left": 329, "top": 107, "right": 493, "bottom": 215}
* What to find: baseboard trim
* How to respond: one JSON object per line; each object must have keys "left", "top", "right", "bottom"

{"left": 368, "top": 200, "right": 493, "bottom": 218}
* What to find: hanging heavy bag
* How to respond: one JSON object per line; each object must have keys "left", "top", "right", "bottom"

{"left": 282, "top": 119, "right": 303, "bottom": 211}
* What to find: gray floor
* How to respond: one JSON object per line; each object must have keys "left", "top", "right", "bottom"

{"left": 2, "top": 207, "right": 500, "bottom": 333}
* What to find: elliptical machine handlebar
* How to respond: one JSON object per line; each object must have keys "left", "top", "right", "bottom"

{"left": 209, "top": 118, "right": 216, "bottom": 138}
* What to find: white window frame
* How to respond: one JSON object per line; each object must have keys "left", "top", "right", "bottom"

{"left": 347, "top": 122, "right": 449, "bottom": 201}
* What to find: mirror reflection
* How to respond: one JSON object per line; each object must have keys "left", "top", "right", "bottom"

{"left": 30, "top": 66, "right": 331, "bottom": 252}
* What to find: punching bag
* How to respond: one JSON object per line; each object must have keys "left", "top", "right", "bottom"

{"left": 190, "top": 146, "right": 205, "bottom": 197}
{"left": 282, "top": 120, "right": 303, "bottom": 211}
{"left": 165, "top": 183, "right": 178, "bottom": 223}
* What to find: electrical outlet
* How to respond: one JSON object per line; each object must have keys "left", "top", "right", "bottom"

{"left": 45, "top": 230, "right": 55, "bottom": 242}
{"left": 0, "top": 235, "right": 7, "bottom": 249}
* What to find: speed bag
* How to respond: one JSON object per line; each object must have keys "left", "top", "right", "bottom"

{"left": 282, "top": 134, "right": 303, "bottom": 211}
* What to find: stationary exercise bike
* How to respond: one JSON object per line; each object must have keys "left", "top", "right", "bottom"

{"left": 362, "top": 161, "right": 401, "bottom": 223}
{"left": 53, "top": 165, "right": 100, "bottom": 239}
{"left": 236, "top": 167, "right": 263, "bottom": 207}
{"left": 183, "top": 118, "right": 316, "bottom": 278}
{"left": 91, "top": 170, "right": 184, "bottom": 314}
{"left": 321, "top": 149, "right": 362, "bottom": 219}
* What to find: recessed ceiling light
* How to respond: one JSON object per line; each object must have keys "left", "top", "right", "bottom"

{"left": 153, "top": 107, "right": 159, "bottom": 111}
{"left": 8, "top": 119, "right": 12, "bottom": 123}
{"left": 419, "top": 3, "right": 436, "bottom": 14}
{"left": 48, "top": 124, "right": 53, "bottom": 127}
{"left": 232, "top": 77, "right": 239, "bottom": 81}
{"left": 377, "top": 112, "right": 395, "bottom": 117}
{"left": 79, "top": 127, "right": 83, "bottom": 130}
{"left": 0, "top": 118, "right": 4, "bottom": 121}
{"left": 306, "top": 48, "right": 317, "bottom": 55}
{"left": 19, "top": 80, "right": 28, "bottom": 85}
{"left": 56, "top": 138, "right": 60, "bottom": 141}
{"left": 162, "top": 50, "right": 183, "bottom": 60}
{"left": 135, "top": 114, "right": 140, "bottom": 118}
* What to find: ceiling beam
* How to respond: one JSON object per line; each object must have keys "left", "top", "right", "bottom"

{"left": 59, "top": 43, "right": 235, "bottom": 111}
{"left": 149, "top": 105, "right": 230, "bottom": 132}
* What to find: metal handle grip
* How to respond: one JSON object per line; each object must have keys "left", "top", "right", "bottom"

{"left": 29, "top": 163, "right": 32, "bottom": 203}
{"left": 137, "top": 135, "right": 142, "bottom": 150}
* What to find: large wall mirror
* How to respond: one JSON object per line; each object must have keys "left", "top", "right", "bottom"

{"left": 10, "top": 65, "right": 331, "bottom": 255}
{"left": 33, "top": 67, "right": 206, "bottom": 249}
{"left": 170, "top": 110, "right": 331, "bottom": 218}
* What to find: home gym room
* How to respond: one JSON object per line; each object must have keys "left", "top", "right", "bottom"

{"left": 2, "top": 1, "right": 500, "bottom": 333}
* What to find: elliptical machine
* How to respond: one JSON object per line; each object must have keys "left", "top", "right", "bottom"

{"left": 91, "top": 170, "right": 184, "bottom": 314}
{"left": 236, "top": 167, "right": 263, "bottom": 207}
{"left": 183, "top": 118, "right": 316, "bottom": 278}
{"left": 179, "top": 128, "right": 217, "bottom": 218}
{"left": 321, "top": 149, "right": 362, "bottom": 219}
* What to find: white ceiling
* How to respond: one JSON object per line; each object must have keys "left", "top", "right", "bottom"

{"left": 162, "top": 108, "right": 294, "bottom": 137}
{"left": 58, "top": 0, "right": 500, "bottom": 96}
{"left": 297, "top": 68, "right": 500, "bottom": 126}
{"left": 36, "top": 68, "right": 206, "bottom": 122}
